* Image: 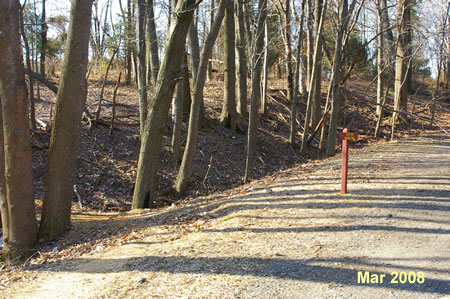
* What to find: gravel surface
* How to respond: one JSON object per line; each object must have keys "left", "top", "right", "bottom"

{"left": 3, "top": 133, "right": 450, "bottom": 298}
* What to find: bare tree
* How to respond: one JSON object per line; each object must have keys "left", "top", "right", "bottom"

{"left": 244, "top": 0, "right": 267, "bottom": 182}
{"left": 136, "top": 0, "right": 147, "bottom": 135}
{"left": 289, "top": 0, "right": 306, "bottom": 145}
{"left": 40, "top": 0, "right": 94, "bottom": 240}
{"left": 40, "top": 0, "right": 47, "bottom": 76}
{"left": 326, "top": 0, "right": 353, "bottom": 156}
{"left": 132, "top": 0, "right": 198, "bottom": 209}
{"left": 173, "top": 0, "right": 227, "bottom": 195}
{"left": 393, "top": 0, "right": 412, "bottom": 125}
{"left": 278, "top": 0, "right": 294, "bottom": 102}
{"left": 300, "top": 0, "right": 327, "bottom": 154}
{"left": 147, "top": 0, "right": 160, "bottom": 85}
{"left": 0, "top": 0, "right": 37, "bottom": 263}
{"left": 220, "top": 0, "right": 238, "bottom": 131}
{"left": 235, "top": 0, "right": 248, "bottom": 117}
{"left": 311, "top": 0, "right": 324, "bottom": 128}
{"left": 19, "top": 3, "right": 37, "bottom": 130}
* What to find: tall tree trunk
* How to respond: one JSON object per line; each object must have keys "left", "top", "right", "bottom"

{"left": 300, "top": 0, "right": 327, "bottom": 154}
{"left": 311, "top": 0, "right": 323, "bottom": 128}
{"left": 289, "top": 0, "right": 306, "bottom": 145}
{"left": 244, "top": 0, "right": 267, "bottom": 182}
{"left": 0, "top": 100, "right": 7, "bottom": 236}
{"left": 326, "top": 0, "right": 349, "bottom": 157}
{"left": 0, "top": 0, "right": 37, "bottom": 263}
{"left": 220, "top": 0, "right": 237, "bottom": 131}
{"left": 207, "top": 0, "right": 215, "bottom": 82}
{"left": 305, "top": 0, "right": 313, "bottom": 96}
{"left": 171, "top": 53, "right": 191, "bottom": 166}
{"left": 173, "top": 0, "right": 226, "bottom": 196}
{"left": 188, "top": 20, "right": 201, "bottom": 84}
{"left": 188, "top": 14, "right": 206, "bottom": 125}
{"left": 132, "top": 0, "right": 197, "bottom": 209}
{"left": 40, "top": 0, "right": 93, "bottom": 240}
{"left": 40, "top": 0, "right": 47, "bottom": 76}
{"left": 235, "top": 0, "right": 248, "bottom": 117}
{"left": 136, "top": 0, "right": 147, "bottom": 135}
{"left": 261, "top": 20, "right": 269, "bottom": 115}
{"left": 281, "top": 0, "right": 294, "bottom": 102}
{"left": 125, "top": 0, "right": 132, "bottom": 85}
{"left": 19, "top": 4, "right": 37, "bottom": 130}
{"left": 243, "top": 0, "right": 254, "bottom": 60}
{"left": 393, "top": 0, "right": 411, "bottom": 124}
{"left": 376, "top": 0, "right": 384, "bottom": 117}
{"left": 147, "top": 0, "right": 160, "bottom": 85}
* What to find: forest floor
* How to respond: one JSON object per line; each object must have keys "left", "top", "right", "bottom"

{"left": 1, "top": 129, "right": 449, "bottom": 297}
{"left": 27, "top": 74, "right": 447, "bottom": 214}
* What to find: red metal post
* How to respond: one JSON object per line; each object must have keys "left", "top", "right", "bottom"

{"left": 341, "top": 128, "right": 349, "bottom": 194}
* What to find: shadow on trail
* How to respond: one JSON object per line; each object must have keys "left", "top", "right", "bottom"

{"left": 202, "top": 225, "right": 450, "bottom": 235}
{"left": 32, "top": 255, "right": 450, "bottom": 295}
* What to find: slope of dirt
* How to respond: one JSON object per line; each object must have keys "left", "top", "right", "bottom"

{"left": 28, "top": 74, "right": 447, "bottom": 216}
{"left": 2, "top": 132, "right": 449, "bottom": 298}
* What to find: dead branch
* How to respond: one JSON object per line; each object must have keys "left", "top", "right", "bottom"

{"left": 24, "top": 67, "right": 58, "bottom": 94}
{"left": 110, "top": 72, "right": 122, "bottom": 137}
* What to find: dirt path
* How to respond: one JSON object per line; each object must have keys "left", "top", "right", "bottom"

{"left": 3, "top": 133, "right": 450, "bottom": 298}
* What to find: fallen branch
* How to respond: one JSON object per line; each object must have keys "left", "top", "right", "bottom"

{"left": 110, "top": 72, "right": 122, "bottom": 137}
{"left": 24, "top": 67, "right": 58, "bottom": 94}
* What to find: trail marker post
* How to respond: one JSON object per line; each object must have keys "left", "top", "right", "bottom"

{"left": 339, "top": 128, "right": 358, "bottom": 194}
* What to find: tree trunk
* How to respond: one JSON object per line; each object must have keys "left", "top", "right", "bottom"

{"left": 393, "top": 0, "right": 411, "bottom": 124}
{"left": 0, "top": 0, "right": 37, "bottom": 263}
{"left": 19, "top": 4, "right": 37, "bottom": 130}
{"left": 326, "top": 0, "right": 349, "bottom": 157}
{"left": 207, "top": 0, "right": 215, "bottom": 82}
{"left": 376, "top": 0, "right": 384, "bottom": 117}
{"left": 40, "top": 0, "right": 93, "bottom": 241}
{"left": 306, "top": 0, "right": 313, "bottom": 96}
{"left": 136, "top": 0, "right": 147, "bottom": 135}
{"left": 220, "top": 0, "right": 237, "bottom": 131}
{"left": 289, "top": 0, "right": 306, "bottom": 145}
{"left": 173, "top": 0, "right": 226, "bottom": 196}
{"left": 132, "top": 0, "right": 197, "bottom": 209}
{"left": 300, "top": 0, "right": 327, "bottom": 154}
{"left": 171, "top": 53, "right": 191, "bottom": 166}
{"left": 188, "top": 20, "right": 201, "bottom": 84}
{"left": 147, "top": 0, "right": 160, "bottom": 85}
{"left": 281, "top": 0, "right": 294, "bottom": 102}
{"left": 311, "top": 0, "right": 323, "bottom": 128}
{"left": 261, "top": 20, "right": 269, "bottom": 115}
{"left": 40, "top": 0, "right": 47, "bottom": 76}
{"left": 95, "top": 49, "right": 118, "bottom": 124}
{"left": 125, "top": 0, "right": 132, "bottom": 85}
{"left": 188, "top": 12, "right": 207, "bottom": 126}
{"left": 235, "top": 0, "right": 248, "bottom": 117}
{"left": 244, "top": 0, "right": 267, "bottom": 182}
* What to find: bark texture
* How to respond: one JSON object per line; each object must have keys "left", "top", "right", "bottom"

{"left": 132, "top": 0, "right": 197, "bottom": 209}
{"left": 220, "top": 0, "right": 237, "bottom": 131}
{"left": 173, "top": 0, "right": 226, "bottom": 195}
{"left": 136, "top": 0, "right": 147, "bottom": 135}
{"left": 0, "top": 0, "right": 37, "bottom": 262}
{"left": 393, "top": 0, "right": 411, "bottom": 124}
{"left": 40, "top": 0, "right": 93, "bottom": 240}
{"left": 235, "top": 0, "right": 248, "bottom": 117}
{"left": 326, "top": 0, "right": 349, "bottom": 157}
{"left": 147, "top": 0, "right": 160, "bottom": 85}
{"left": 244, "top": 0, "right": 267, "bottom": 182}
